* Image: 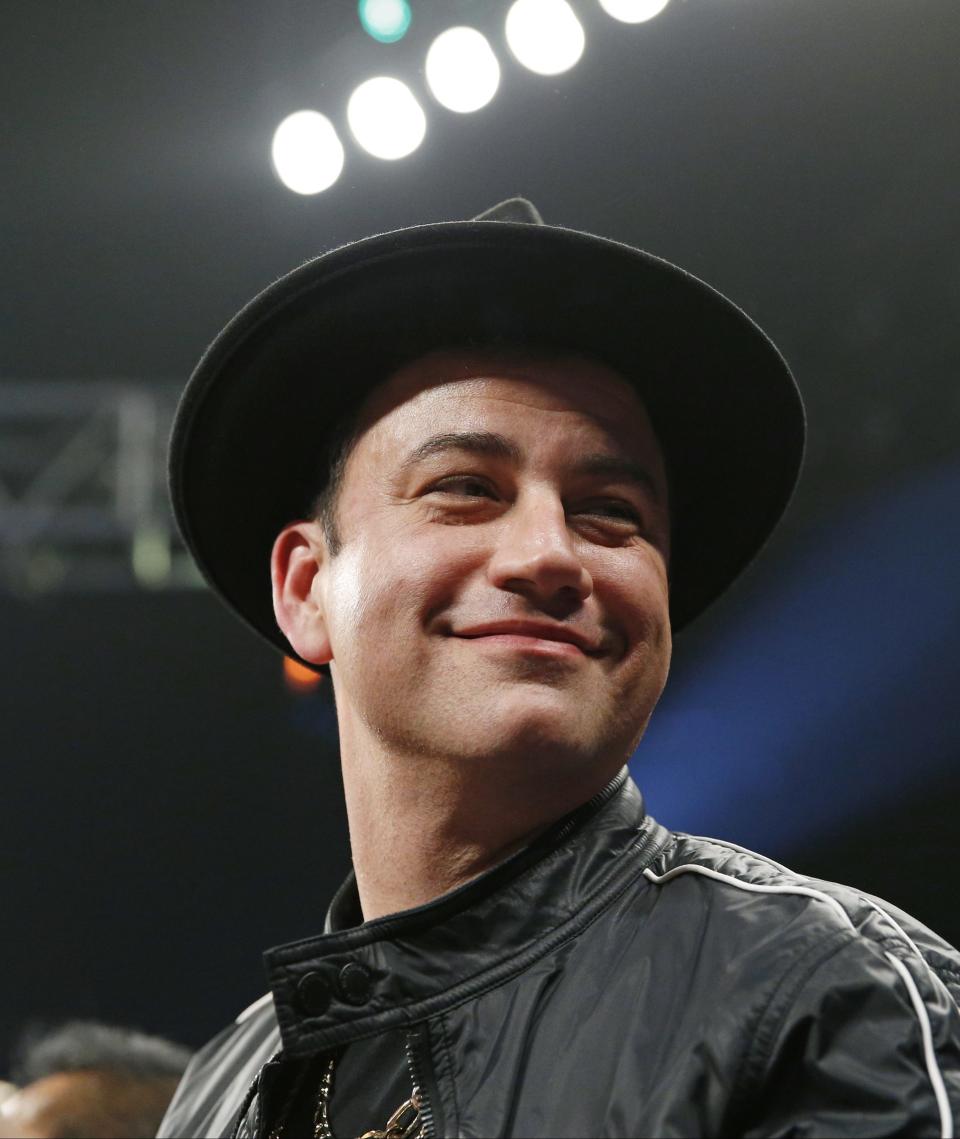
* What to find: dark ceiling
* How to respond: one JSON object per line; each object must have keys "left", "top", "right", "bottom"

{"left": 2, "top": 0, "right": 959, "bottom": 1066}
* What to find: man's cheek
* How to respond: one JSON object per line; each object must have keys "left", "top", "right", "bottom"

{"left": 328, "top": 539, "right": 416, "bottom": 643}
{"left": 400, "top": 543, "right": 477, "bottom": 621}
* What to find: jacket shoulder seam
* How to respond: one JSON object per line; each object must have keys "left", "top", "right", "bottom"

{"left": 686, "top": 835, "right": 960, "bottom": 1006}
{"left": 671, "top": 835, "right": 958, "bottom": 966}
{"left": 652, "top": 838, "right": 958, "bottom": 1138}
{"left": 728, "top": 926, "right": 857, "bottom": 1125}
{"left": 733, "top": 932, "right": 955, "bottom": 1139}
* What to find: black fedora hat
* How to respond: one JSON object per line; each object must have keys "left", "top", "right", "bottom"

{"left": 169, "top": 198, "right": 804, "bottom": 670}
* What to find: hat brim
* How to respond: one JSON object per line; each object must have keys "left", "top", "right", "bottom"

{"left": 169, "top": 219, "right": 804, "bottom": 669}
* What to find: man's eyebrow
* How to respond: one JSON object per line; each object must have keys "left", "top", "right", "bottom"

{"left": 400, "top": 431, "right": 522, "bottom": 469}
{"left": 399, "top": 434, "right": 664, "bottom": 501}
{"left": 572, "top": 453, "right": 664, "bottom": 501}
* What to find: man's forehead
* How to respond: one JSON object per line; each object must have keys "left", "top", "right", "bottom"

{"left": 353, "top": 346, "right": 656, "bottom": 443}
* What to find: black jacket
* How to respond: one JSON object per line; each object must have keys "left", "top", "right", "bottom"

{"left": 159, "top": 771, "right": 960, "bottom": 1137}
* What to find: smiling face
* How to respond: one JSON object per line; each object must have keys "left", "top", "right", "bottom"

{"left": 276, "top": 347, "right": 672, "bottom": 783}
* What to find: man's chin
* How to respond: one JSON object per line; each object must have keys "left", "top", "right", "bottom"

{"left": 462, "top": 687, "right": 610, "bottom": 760}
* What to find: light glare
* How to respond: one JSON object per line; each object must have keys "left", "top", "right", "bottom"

{"left": 358, "top": 0, "right": 411, "bottom": 43}
{"left": 271, "top": 111, "right": 345, "bottom": 195}
{"left": 505, "top": 0, "right": 585, "bottom": 76}
{"left": 284, "top": 656, "right": 323, "bottom": 694}
{"left": 597, "top": 0, "right": 671, "bottom": 22}
{"left": 425, "top": 27, "right": 501, "bottom": 114}
{"left": 347, "top": 76, "right": 427, "bottom": 160}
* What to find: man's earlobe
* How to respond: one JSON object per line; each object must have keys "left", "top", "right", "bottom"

{"left": 271, "top": 522, "right": 333, "bottom": 666}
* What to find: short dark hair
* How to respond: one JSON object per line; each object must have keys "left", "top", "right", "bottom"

{"left": 10, "top": 1019, "right": 191, "bottom": 1085}
{"left": 310, "top": 410, "right": 362, "bottom": 558}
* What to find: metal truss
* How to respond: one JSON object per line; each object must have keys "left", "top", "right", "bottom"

{"left": 0, "top": 380, "right": 203, "bottom": 595}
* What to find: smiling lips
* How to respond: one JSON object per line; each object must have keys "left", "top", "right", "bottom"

{"left": 453, "top": 621, "right": 602, "bottom": 657}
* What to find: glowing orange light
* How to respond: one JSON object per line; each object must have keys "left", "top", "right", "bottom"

{"left": 283, "top": 655, "right": 323, "bottom": 693}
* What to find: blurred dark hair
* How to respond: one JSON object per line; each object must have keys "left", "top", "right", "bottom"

{"left": 8, "top": 1021, "right": 191, "bottom": 1139}
{"left": 10, "top": 1019, "right": 191, "bottom": 1085}
{"left": 310, "top": 408, "right": 361, "bottom": 559}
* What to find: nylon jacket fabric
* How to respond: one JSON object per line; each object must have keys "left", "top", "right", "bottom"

{"left": 158, "top": 772, "right": 960, "bottom": 1137}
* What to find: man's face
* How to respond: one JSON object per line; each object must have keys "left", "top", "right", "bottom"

{"left": 305, "top": 348, "right": 672, "bottom": 776}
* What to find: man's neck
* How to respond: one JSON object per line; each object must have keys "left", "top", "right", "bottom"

{"left": 338, "top": 735, "right": 623, "bottom": 923}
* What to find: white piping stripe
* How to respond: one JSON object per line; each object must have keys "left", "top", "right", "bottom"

{"left": 643, "top": 863, "right": 857, "bottom": 932}
{"left": 643, "top": 863, "right": 955, "bottom": 1138}
{"left": 884, "top": 951, "right": 954, "bottom": 1139}
{"left": 686, "top": 833, "right": 960, "bottom": 1016}
{"left": 865, "top": 899, "right": 960, "bottom": 1015}
{"left": 235, "top": 991, "right": 273, "bottom": 1025}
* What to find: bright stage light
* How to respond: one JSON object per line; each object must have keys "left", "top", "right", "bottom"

{"left": 597, "top": 0, "right": 671, "bottom": 22}
{"left": 271, "top": 111, "right": 345, "bottom": 194}
{"left": 505, "top": 0, "right": 585, "bottom": 76}
{"left": 358, "top": 0, "right": 412, "bottom": 44}
{"left": 347, "top": 76, "right": 426, "bottom": 159}
{"left": 425, "top": 27, "right": 501, "bottom": 113}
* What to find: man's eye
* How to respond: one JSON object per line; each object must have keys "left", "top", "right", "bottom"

{"left": 430, "top": 477, "right": 494, "bottom": 498}
{"left": 578, "top": 500, "right": 642, "bottom": 525}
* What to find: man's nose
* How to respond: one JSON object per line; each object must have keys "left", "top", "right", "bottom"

{"left": 486, "top": 492, "right": 593, "bottom": 607}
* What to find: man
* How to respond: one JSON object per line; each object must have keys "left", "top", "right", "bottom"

{"left": 159, "top": 200, "right": 960, "bottom": 1137}
{"left": 0, "top": 1020, "right": 191, "bottom": 1139}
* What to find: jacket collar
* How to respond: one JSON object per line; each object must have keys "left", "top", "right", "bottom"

{"left": 263, "top": 769, "right": 669, "bottom": 1058}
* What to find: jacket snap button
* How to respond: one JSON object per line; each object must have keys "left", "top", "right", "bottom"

{"left": 296, "top": 971, "right": 332, "bottom": 1016}
{"left": 338, "top": 962, "right": 373, "bottom": 1005}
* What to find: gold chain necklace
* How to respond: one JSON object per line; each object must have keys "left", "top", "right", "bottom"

{"left": 271, "top": 1055, "right": 424, "bottom": 1139}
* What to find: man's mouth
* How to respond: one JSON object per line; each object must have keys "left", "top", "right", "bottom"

{"left": 452, "top": 621, "right": 602, "bottom": 657}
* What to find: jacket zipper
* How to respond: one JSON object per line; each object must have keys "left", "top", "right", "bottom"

{"left": 405, "top": 1026, "right": 440, "bottom": 1138}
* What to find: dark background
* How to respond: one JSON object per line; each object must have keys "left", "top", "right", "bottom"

{"left": 2, "top": 0, "right": 959, "bottom": 1066}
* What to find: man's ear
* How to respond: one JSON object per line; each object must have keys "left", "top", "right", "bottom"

{"left": 271, "top": 521, "right": 333, "bottom": 666}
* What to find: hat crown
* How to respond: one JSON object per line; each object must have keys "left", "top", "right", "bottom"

{"left": 472, "top": 197, "right": 544, "bottom": 225}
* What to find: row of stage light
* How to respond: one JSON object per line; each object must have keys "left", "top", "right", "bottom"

{"left": 272, "top": 0, "right": 672, "bottom": 195}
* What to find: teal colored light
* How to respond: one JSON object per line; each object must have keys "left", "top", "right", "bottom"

{"left": 358, "top": 0, "right": 412, "bottom": 44}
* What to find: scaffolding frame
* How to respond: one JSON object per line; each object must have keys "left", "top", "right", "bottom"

{"left": 0, "top": 381, "right": 201, "bottom": 595}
